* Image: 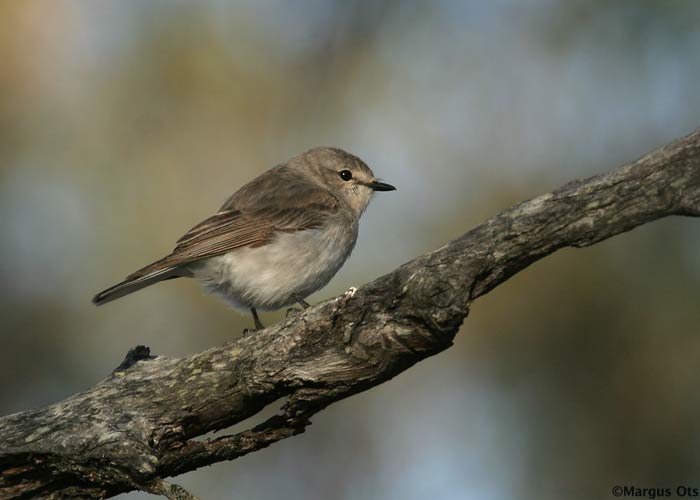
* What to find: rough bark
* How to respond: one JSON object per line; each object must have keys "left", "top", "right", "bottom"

{"left": 1, "top": 130, "right": 699, "bottom": 499}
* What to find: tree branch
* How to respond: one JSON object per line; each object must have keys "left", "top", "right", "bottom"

{"left": 1, "top": 130, "right": 699, "bottom": 499}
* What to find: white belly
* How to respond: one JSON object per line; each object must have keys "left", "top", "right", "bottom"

{"left": 191, "top": 222, "right": 358, "bottom": 311}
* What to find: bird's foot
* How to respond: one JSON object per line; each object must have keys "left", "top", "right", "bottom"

{"left": 286, "top": 307, "right": 302, "bottom": 318}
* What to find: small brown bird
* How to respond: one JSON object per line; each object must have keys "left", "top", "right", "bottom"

{"left": 93, "top": 147, "right": 395, "bottom": 330}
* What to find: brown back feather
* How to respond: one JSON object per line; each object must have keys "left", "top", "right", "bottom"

{"left": 126, "top": 166, "right": 339, "bottom": 281}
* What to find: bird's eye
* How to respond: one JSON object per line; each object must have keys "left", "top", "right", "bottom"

{"left": 338, "top": 170, "right": 353, "bottom": 181}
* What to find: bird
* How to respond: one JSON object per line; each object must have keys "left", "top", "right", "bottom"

{"left": 92, "top": 147, "right": 395, "bottom": 330}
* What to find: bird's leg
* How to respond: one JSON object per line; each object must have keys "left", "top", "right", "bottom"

{"left": 293, "top": 294, "right": 311, "bottom": 309}
{"left": 286, "top": 294, "right": 311, "bottom": 318}
{"left": 250, "top": 307, "right": 264, "bottom": 331}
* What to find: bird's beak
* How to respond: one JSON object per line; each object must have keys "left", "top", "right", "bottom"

{"left": 367, "top": 179, "right": 396, "bottom": 191}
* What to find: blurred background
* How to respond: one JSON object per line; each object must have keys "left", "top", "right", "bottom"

{"left": 1, "top": 1, "right": 700, "bottom": 499}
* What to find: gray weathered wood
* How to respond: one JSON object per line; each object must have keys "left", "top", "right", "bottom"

{"left": 1, "top": 130, "right": 699, "bottom": 499}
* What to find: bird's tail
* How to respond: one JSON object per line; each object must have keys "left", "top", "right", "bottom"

{"left": 92, "top": 258, "right": 186, "bottom": 306}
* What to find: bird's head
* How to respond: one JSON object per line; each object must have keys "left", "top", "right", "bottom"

{"left": 290, "top": 147, "right": 395, "bottom": 216}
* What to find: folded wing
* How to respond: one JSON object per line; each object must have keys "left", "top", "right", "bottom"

{"left": 93, "top": 171, "right": 339, "bottom": 305}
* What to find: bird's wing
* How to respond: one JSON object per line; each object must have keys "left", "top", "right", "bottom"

{"left": 126, "top": 175, "right": 339, "bottom": 280}
{"left": 171, "top": 205, "right": 332, "bottom": 258}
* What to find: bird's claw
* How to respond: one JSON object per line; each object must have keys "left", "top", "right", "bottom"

{"left": 286, "top": 307, "right": 302, "bottom": 318}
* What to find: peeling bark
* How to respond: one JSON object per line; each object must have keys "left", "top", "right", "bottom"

{"left": 1, "top": 130, "right": 699, "bottom": 499}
